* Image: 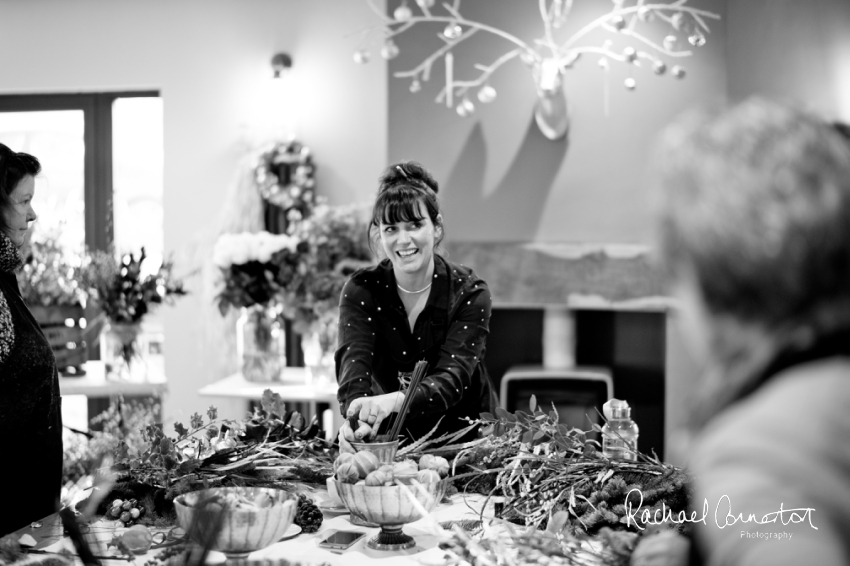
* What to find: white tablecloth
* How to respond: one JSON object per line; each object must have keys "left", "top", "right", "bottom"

{"left": 38, "top": 491, "right": 493, "bottom": 566}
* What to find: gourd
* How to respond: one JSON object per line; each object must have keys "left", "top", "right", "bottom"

{"left": 364, "top": 468, "right": 393, "bottom": 486}
{"left": 392, "top": 459, "right": 418, "bottom": 477}
{"left": 336, "top": 461, "right": 360, "bottom": 484}
{"left": 352, "top": 451, "right": 380, "bottom": 478}
{"left": 418, "top": 454, "right": 437, "bottom": 470}
{"left": 416, "top": 469, "right": 441, "bottom": 484}
{"left": 333, "top": 452, "right": 356, "bottom": 473}
{"left": 419, "top": 454, "right": 450, "bottom": 477}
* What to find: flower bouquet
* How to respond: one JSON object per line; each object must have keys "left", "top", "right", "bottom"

{"left": 79, "top": 248, "right": 186, "bottom": 377}
{"left": 18, "top": 231, "right": 89, "bottom": 372}
{"left": 272, "top": 203, "right": 373, "bottom": 380}
{"left": 213, "top": 231, "right": 298, "bottom": 381}
{"left": 214, "top": 204, "right": 373, "bottom": 382}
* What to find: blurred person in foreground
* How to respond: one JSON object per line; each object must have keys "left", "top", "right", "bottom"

{"left": 0, "top": 143, "right": 62, "bottom": 535}
{"left": 637, "top": 100, "right": 850, "bottom": 566}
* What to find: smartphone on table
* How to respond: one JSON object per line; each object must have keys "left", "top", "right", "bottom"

{"left": 318, "top": 530, "right": 366, "bottom": 551}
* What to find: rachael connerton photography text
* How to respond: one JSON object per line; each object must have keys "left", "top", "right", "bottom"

{"left": 623, "top": 489, "right": 818, "bottom": 531}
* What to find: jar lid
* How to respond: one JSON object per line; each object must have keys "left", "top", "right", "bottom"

{"left": 608, "top": 398, "right": 631, "bottom": 419}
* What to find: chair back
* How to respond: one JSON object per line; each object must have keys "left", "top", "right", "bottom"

{"left": 500, "top": 365, "right": 613, "bottom": 431}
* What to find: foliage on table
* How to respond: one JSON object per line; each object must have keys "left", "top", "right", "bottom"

{"left": 439, "top": 520, "right": 639, "bottom": 566}
{"left": 79, "top": 248, "right": 186, "bottom": 324}
{"left": 400, "top": 397, "right": 691, "bottom": 535}
{"left": 63, "top": 397, "right": 160, "bottom": 488}
{"left": 72, "top": 390, "right": 334, "bottom": 527}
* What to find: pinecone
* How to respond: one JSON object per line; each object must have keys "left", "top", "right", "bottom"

{"left": 294, "top": 494, "right": 323, "bottom": 533}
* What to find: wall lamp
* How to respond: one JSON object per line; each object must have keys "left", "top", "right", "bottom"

{"left": 271, "top": 53, "right": 293, "bottom": 78}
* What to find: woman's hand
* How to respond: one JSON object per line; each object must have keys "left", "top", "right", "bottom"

{"left": 338, "top": 419, "right": 371, "bottom": 454}
{"left": 345, "top": 393, "right": 404, "bottom": 441}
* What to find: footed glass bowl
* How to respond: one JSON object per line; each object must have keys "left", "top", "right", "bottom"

{"left": 333, "top": 478, "right": 449, "bottom": 551}
{"left": 174, "top": 487, "right": 297, "bottom": 557}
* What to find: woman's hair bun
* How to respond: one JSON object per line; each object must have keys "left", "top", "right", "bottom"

{"left": 380, "top": 161, "right": 439, "bottom": 194}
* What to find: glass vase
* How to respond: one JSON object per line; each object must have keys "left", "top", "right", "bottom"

{"left": 236, "top": 305, "right": 286, "bottom": 382}
{"left": 102, "top": 321, "right": 146, "bottom": 381}
{"left": 301, "top": 319, "right": 337, "bottom": 385}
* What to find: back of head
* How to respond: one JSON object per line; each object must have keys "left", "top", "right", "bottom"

{"left": 0, "top": 143, "right": 42, "bottom": 232}
{"left": 651, "top": 99, "right": 850, "bottom": 333}
{"left": 369, "top": 161, "right": 443, "bottom": 253}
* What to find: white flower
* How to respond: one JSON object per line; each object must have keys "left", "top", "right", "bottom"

{"left": 213, "top": 234, "right": 236, "bottom": 268}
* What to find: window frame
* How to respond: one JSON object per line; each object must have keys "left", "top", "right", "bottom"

{"left": 0, "top": 91, "right": 159, "bottom": 251}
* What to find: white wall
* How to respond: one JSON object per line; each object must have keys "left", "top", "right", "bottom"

{"left": 0, "top": 0, "right": 387, "bottom": 424}
{"left": 727, "top": 0, "right": 850, "bottom": 122}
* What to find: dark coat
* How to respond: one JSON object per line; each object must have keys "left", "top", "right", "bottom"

{"left": 335, "top": 255, "right": 497, "bottom": 443}
{"left": 0, "top": 233, "right": 63, "bottom": 536}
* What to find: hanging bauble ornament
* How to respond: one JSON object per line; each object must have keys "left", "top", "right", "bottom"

{"left": 671, "top": 65, "right": 686, "bottom": 79}
{"left": 688, "top": 31, "right": 706, "bottom": 47}
{"left": 653, "top": 61, "right": 667, "bottom": 75}
{"left": 394, "top": 4, "right": 413, "bottom": 21}
{"left": 624, "top": 78, "right": 636, "bottom": 90}
{"left": 416, "top": 0, "right": 435, "bottom": 8}
{"left": 610, "top": 15, "right": 626, "bottom": 31}
{"left": 380, "top": 40, "right": 400, "bottom": 60}
{"left": 622, "top": 47, "right": 637, "bottom": 63}
{"left": 477, "top": 85, "right": 497, "bottom": 103}
{"left": 670, "top": 12, "right": 684, "bottom": 31}
{"left": 353, "top": 50, "right": 371, "bottom": 64}
{"left": 443, "top": 23, "right": 463, "bottom": 40}
{"left": 663, "top": 35, "right": 678, "bottom": 51}
{"left": 410, "top": 79, "right": 422, "bottom": 93}
{"left": 520, "top": 51, "right": 537, "bottom": 67}
{"left": 637, "top": 6, "right": 654, "bottom": 21}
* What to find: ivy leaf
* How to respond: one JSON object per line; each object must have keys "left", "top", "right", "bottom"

{"left": 207, "top": 406, "right": 218, "bottom": 421}
{"left": 114, "top": 441, "right": 130, "bottom": 461}
{"left": 494, "top": 407, "right": 511, "bottom": 421}
{"left": 288, "top": 412, "right": 304, "bottom": 432}
{"left": 479, "top": 412, "right": 495, "bottom": 421}
{"left": 261, "top": 389, "right": 286, "bottom": 417}
{"left": 174, "top": 422, "right": 189, "bottom": 438}
{"left": 190, "top": 412, "right": 204, "bottom": 429}
{"left": 522, "top": 430, "right": 534, "bottom": 444}
{"left": 529, "top": 395, "right": 537, "bottom": 412}
{"left": 261, "top": 389, "right": 276, "bottom": 415}
{"left": 494, "top": 422, "right": 505, "bottom": 437}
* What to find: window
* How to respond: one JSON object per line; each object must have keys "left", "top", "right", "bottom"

{"left": 0, "top": 91, "right": 162, "bottom": 254}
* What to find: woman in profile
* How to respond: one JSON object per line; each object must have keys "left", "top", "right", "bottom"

{"left": 335, "top": 161, "right": 498, "bottom": 452}
{"left": 0, "top": 143, "right": 63, "bottom": 535}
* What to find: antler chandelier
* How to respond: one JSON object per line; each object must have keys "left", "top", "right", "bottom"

{"left": 353, "top": 0, "right": 720, "bottom": 140}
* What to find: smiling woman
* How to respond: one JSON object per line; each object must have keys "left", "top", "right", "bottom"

{"left": 335, "top": 161, "right": 499, "bottom": 452}
{"left": 0, "top": 143, "right": 63, "bottom": 536}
